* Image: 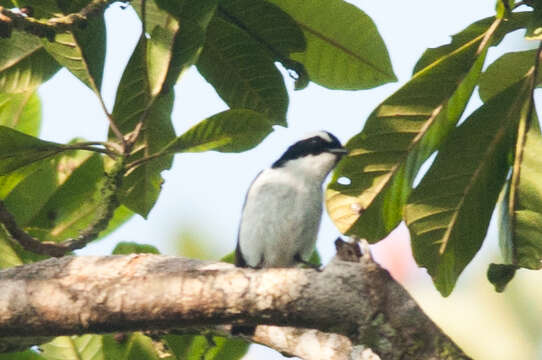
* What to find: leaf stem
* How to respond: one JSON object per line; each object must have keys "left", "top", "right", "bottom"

{"left": 125, "top": 151, "right": 166, "bottom": 170}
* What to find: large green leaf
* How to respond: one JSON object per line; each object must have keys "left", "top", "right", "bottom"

{"left": 0, "top": 159, "right": 57, "bottom": 268}
{"left": 479, "top": 49, "right": 542, "bottom": 102}
{"left": 268, "top": 0, "right": 396, "bottom": 89}
{"left": 326, "top": 22, "right": 491, "bottom": 241}
{"left": 166, "top": 109, "right": 273, "bottom": 153}
{"left": 41, "top": 335, "right": 104, "bottom": 360}
{"left": 102, "top": 333, "right": 160, "bottom": 360}
{"left": 119, "top": 92, "right": 175, "bottom": 217}
{"left": 164, "top": 335, "right": 248, "bottom": 360}
{"left": 0, "top": 126, "right": 61, "bottom": 176}
{"left": 26, "top": 152, "right": 106, "bottom": 242}
{"left": 413, "top": 12, "right": 530, "bottom": 74}
{"left": 495, "top": 109, "right": 542, "bottom": 274}
{"left": 0, "top": 91, "right": 41, "bottom": 136}
{"left": 111, "top": 32, "right": 178, "bottom": 217}
{"left": 24, "top": 0, "right": 107, "bottom": 93}
{"left": 132, "top": 0, "right": 217, "bottom": 91}
{"left": 404, "top": 78, "right": 531, "bottom": 296}
{"left": 196, "top": 16, "right": 288, "bottom": 126}
{"left": 218, "top": 0, "right": 305, "bottom": 58}
{"left": 0, "top": 30, "right": 60, "bottom": 93}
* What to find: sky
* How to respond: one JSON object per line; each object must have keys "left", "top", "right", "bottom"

{"left": 35, "top": 1, "right": 542, "bottom": 359}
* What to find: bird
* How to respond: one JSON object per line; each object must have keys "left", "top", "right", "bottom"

{"left": 232, "top": 131, "right": 347, "bottom": 335}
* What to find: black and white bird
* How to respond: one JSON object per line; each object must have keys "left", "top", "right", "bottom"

{"left": 232, "top": 131, "right": 346, "bottom": 334}
{"left": 235, "top": 131, "right": 346, "bottom": 269}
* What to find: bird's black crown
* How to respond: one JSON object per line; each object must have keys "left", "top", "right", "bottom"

{"left": 272, "top": 131, "right": 344, "bottom": 168}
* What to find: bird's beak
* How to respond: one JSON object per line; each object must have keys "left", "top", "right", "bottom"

{"left": 330, "top": 148, "right": 348, "bottom": 156}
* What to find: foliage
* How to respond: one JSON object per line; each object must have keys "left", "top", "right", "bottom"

{"left": 1, "top": 0, "right": 542, "bottom": 358}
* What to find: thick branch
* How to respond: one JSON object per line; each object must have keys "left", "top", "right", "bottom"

{"left": 0, "top": 254, "right": 470, "bottom": 359}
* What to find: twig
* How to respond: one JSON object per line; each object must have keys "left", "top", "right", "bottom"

{"left": 0, "top": 157, "right": 125, "bottom": 257}
{"left": 125, "top": 151, "right": 165, "bottom": 170}
{"left": 0, "top": 0, "right": 121, "bottom": 40}
{"left": 60, "top": 141, "right": 120, "bottom": 157}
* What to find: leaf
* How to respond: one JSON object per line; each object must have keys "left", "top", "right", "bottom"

{"left": 111, "top": 33, "right": 177, "bottom": 217}
{"left": 166, "top": 109, "right": 273, "bottom": 153}
{"left": 196, "top": 16, "right": 288, "bottom": 126}
{"left": 119, "top": 92, "right": 175, "bottom": 217}
{"left": 164, "top": 335, "right": 248, "bottom": 360}
{"left": 268, "top": 0, "right": 396, "bottom": 89}
{"left": 113, "top": 242, "right": 160, "bottom": 254}
{"left": 0, "top": 30, "right": 60, "bottom": 93}
{"left": 218, "top": 0, "right": 305, "bottom": 57}
{"left": 0, "top": 349, "right": 46, "bottom": 360}
{"left": 132, "top": 0, "right": 217, "bottom": 91}
{"left": 203, "top": 336, "right": 249, "bottom": 360}
{"left": 38, "top": 0, "right": 106, "bottom": 93}
{"left": 0, "top": 126, "right": 62, "bottom": 176}
{"left": 404, "top": 78, "right": 530, "bottom": 296}
{"left": 479, "top": 49, "right": 542, "bottom": 102}
{"left": 0, "top": 228, "right": 24, "bottom": 269}
{"left": 487, "top": 263, "right": 517, "bottom": 292}
{"left": 526, "top": 4, "right": 542, "bottom": 40}
{"left": 164, "top": 335, "right": 209, "bottom": 360}
{"left": 41, "top": 335, "right": 104, "bottom": 360}
{"left": 0, "top": 91, "right": 41, "bottom": 136}
{"left": 498, "top": 114, "right": 542, "bottom": 270}
{"left": 413, "top": 12, "right": 530, "bottom": 74}
{"left": 102, "top": 333, "right": 160, "bottom": 360}
{"left": 326, "top": 23, "right": 490, "bottom": 241}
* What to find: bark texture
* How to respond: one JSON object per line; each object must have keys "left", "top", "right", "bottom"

{"left": 0, "top": 253, "right": 471, "bottom": 359}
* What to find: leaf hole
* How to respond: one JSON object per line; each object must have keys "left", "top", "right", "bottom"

{"left": 144, "top": 32, "right": 151, "bottom": 39}
{"left": 337, "top": 176, "right": 351, "bottom": 186}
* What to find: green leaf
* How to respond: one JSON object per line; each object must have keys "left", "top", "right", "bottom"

{"left": 495, "top": 0, "right": 514, "bottom": 18}
{"left": 111, "top": 34, "right": 177, "bottom": 217}
{"left": 268, "top": 0, "right": 396, "bottom": 89}
{"left": 0, "top": 30, "right": 60, "bottom": 93}
{"left": 0, "top": 349, "right": 46, "bottom": 360}
{"left": 0, "top": 91, "right": 41, "bottom": 136}
{"left": 166, "top": 109, "right": 273, "bottom": 153}
{"left": 132, "top": 0, "right": 217, "bottom": 91}
{"left": 404, "top": 78, "right": 530, "bottom": 296}
{"left": 113, "top": 242, "right": 160, "bottom": 254}
{"left": 38, "top": 0, "right": 106, "bottom": 93}
{"left": 0, "top": 228, "right": 24, "bottom": 269}
{"left": 203, "top": 336, "right": 249, "bottom": 360}
{"left": 499, "top": 115, "right": 542, "bottom": 270}
{"left": 479, "top": 49, "right": 542, "bottom": 102}
{"left": 487, "top": 263, "right": 517, "bottom": 292}
{"left": 164, "top": 335, "right": 248, "bottom": 360}
{"left": 218, "top": 0, "right": 305, "bottom": 57}
{"left": 196, "top": 16, "right": 288, "bottom": 126}
{"left": 102, "top": 333, "right": 160, "bottom": 360}
{"left": 26, "top": 152, "right": 103, "bottom": 236}
{"left": 326, "top": 23, "right": 490, "bottom": 241}
{"left": 413, "top": 13, "right": 530, "bottom": 74}
{"left": 164, "top": 335, "right": 209, "bottom": 360}
{"left": 119, "top": 92, "right": 175, "bottom": 217}
{"left": 526, "top": 4, "right": 542, "bottom": 39}
{"left": 41, "top": 335, "right": 104, "bottom": 360}
{"left": 0, "top": 126, "right": 62, "bottom": 176}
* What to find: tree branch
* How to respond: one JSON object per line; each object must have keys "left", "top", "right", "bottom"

{"left": 0, "top": 0, "right": 121, "bottom": 40}
{"left": 0, "top": 252, "right": 471, "bottom": 359}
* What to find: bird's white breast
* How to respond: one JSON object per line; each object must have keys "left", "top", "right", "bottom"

{"left": 238, "top": 155, "right": 332, "bottom": 267}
